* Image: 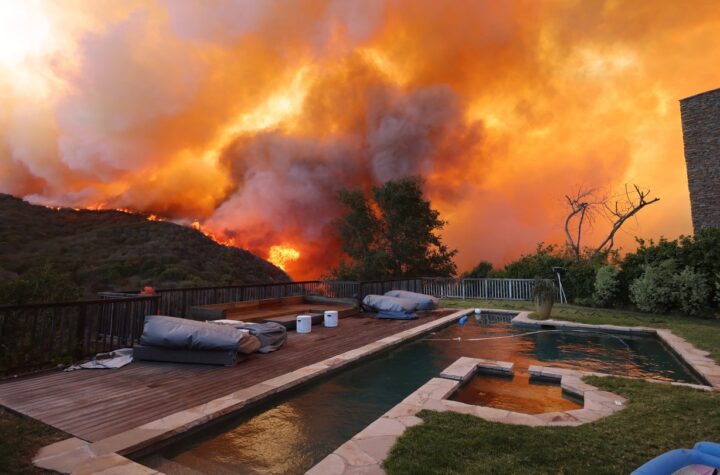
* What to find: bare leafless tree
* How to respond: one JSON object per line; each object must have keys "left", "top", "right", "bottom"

{"left": 564, "top": 188, "right": 604, "bottom": 259}
{"left": 564, "top": 184, "right": 660, "bottom": 260}
{"left": 595, "top": 184, "right": 660, "bottom": 255}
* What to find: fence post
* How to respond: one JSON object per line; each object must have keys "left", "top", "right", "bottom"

{"left": 75, "top": 303, "right": 87, "bottom": 361}
{"left": 508, "top": 280, "right": 513, "bottom": 299}
{"left": 358, "top": 281, "right": 365, "bottom": 307}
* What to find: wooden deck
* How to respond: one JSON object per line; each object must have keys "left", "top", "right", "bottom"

{"left": 0, "top": 311, "right": 454, "bottom": 442}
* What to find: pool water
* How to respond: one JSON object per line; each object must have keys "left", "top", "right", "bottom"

{"left": 138, "top": 313, "right": 700, "bottom": 475}
{"left": 451, "top": 374, "right": 584, "bottom": 413}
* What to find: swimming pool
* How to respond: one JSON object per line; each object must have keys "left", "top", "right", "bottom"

{"left": 137, "top": 312, "right": 700, "bottom": 474}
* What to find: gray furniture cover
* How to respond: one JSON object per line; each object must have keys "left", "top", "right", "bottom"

{"left": 384, "top": 290, "right": 438, "bottom": 310}
{"left": 362, "top": 294, "right": 418, "bottom": 313}
{"left": 139, "top": 315, "right": 246, "bottom": 351}
{"left": 210, "top": 321, "right": 287, "bottom": 353}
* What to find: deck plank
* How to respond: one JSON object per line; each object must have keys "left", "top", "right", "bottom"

{"left": 0, "top": 311, "right": 454, "bottom": 442}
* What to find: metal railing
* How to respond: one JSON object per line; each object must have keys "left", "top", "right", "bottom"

{"left": 0, "top": 295, "right": 159, "bottom": 377}
{"left": 422, "top": 278, "right": 555, "bottom": 301}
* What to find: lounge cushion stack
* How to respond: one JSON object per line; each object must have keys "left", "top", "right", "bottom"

{"left": 133, "top": 315, "right": 267, "bottom": 366}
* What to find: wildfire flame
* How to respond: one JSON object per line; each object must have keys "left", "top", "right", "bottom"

{"left": 267, "top": 245, "right": 301, "bottom": 272}
{"left": 190, "top": 220, "right": 236, "bottom": 247}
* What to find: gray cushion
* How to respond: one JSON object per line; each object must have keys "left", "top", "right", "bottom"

{"left": 384, "top": 290, "right": 438, "bottom": 310}
{"left": 211, "top": 321, "right": 287, "bottom": 354}
{"left": 140, "top": 315, "right": 244, "bottom": 351}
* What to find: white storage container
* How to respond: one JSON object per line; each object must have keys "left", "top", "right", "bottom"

{"left": 296, "top": 314, "right": 312, "bottom": 333}
{"left": 324, "top": 310, "right": 339, "bottom": 328}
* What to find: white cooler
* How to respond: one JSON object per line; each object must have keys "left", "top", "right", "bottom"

{"left": 324, "top": 310, "right": 339, "bottom": 327}
{"left": 296, "top": 314, "right": 312, "bottom": 333}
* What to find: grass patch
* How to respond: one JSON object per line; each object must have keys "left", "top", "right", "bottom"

{"left": 384, "top": 376, "right": 720, "bottom": 474}
{"left": 0, "top": 407, "right": 68, "bottom": 474}
{"left": 440, "top": 299, "right": 720, "bottom": 364}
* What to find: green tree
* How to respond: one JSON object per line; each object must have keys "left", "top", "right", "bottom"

{"left": 332, "top": 177, "right": 457, "bottom": 280}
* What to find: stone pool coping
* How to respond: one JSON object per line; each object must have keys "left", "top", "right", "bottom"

{"left": 512, "top": 311, "right": 720, "bottom": 388}
{"left": 32, "top": 308, "right": 474, "bottom": 474}
{"left": 308, "top": 354, "right": 716, "bottom": 475}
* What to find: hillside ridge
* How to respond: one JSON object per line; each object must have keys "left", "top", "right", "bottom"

{"left": 0, "top": 194, "right": 289, "bottom": 299}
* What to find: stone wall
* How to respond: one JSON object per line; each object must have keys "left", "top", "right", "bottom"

{"left": 680, "top": 88, "right": 720, "bottom": 233}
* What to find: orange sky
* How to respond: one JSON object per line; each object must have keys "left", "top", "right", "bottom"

{"left": 1, "top": 0, "right": 718, "bottom": 278}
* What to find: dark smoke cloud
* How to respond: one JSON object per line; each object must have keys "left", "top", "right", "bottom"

{"left": 209, "top": 78, "right": 478, "bottom": 276}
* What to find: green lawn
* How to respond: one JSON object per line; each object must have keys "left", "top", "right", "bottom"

{"left": 440, "top": 299, "right": 720, "bottom": 364}
{"left": 384, "top": 376, "right": 720, "bottom": 475}
{"left": 0, "top": 408, "right": 67, "bottom": 474}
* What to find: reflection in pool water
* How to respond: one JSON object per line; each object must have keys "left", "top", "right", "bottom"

{"left": 139, "top": 313, "right": 699, "bottom": 475}
{"left": 451, "top": 373, "right": 583, "bottom": 413}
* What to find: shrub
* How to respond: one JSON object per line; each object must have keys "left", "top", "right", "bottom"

{"left": 677, "top": 228, "right": 720, "bottom": 280}
{"left": 0, "top": 263, "right": 81, "bottom": 305}
{"left": 629, "top": 259, "right": 678, "bottom": 313}
{"left": 565, "top": 259, "right": 598, "bottom": 302}
{"left": 593, "top": 265, "right": 620, "bottom": 307}
{"left": 500, "top": 243, "right": 567, "bottom": 279}
{"left": 673, "top": 267, "right": 711, "bottom": 317}
{"left": 464, "top": 261, "right": 493, "bottom": 278}
{"left": 619, "top": 229, "right": 720, "bottom": 306}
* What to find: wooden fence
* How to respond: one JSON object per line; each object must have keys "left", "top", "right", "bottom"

{"left": 0, "top": 296, "right": 159, "bottom": 377}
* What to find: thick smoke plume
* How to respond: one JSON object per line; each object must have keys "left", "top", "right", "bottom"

{"left": 2, "top": 0, "right": 719, "bottom": 278}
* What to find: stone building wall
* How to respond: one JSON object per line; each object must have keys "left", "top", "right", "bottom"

{"left": 680, "top": 88, "right": 720, "bottom": 233}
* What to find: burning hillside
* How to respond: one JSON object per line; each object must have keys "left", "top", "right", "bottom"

{"left": 2, "top": 1, "right": 719, "bottom": 278}
{"left": 0, "top": 194, "right": 289, "bottom": 294}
